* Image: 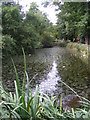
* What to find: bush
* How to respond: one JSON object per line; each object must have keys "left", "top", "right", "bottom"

{"left": 67, "top": 42, "right": 88, "bottom": 55}
{"left": 2, "top": 35, "right": 16, "bottom": 56}
{"left": 41, "top": 32, "right": 54, "bottom": 48}
{"left": 76, "top": 45, "right": 80, "bottom": 51}
{"left": 59, "top": 40, "right": 67, "bottom": 47}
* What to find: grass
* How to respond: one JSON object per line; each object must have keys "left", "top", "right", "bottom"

{"left": 0, "top": 48, "right": 90, "bottom": 119}
{"left": 67, "top": 42, "right": 88, "bottom": 56}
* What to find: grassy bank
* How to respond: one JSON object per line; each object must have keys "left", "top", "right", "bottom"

{"left": 67, "top": 42, "right": 89, "bottom": 58}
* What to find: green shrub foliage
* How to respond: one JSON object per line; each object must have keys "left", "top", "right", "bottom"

{"left": 2, "top": 35, "right": 16, "bottom": 56}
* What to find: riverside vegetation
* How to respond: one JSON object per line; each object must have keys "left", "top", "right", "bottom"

{"left": 2, "top": 2, "right": 89, "bottom": 57}
{"left": 67, "top": 42, "right": 89, "bottom": 56}
{"left": 1, "top": 1, "right": 90, "bottom": 119}
{"left": 0, "top": 49, "right": 90, "bottom": 119}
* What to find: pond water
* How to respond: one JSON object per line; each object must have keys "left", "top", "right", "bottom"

{"left": 2, "top": 46, "right": 90, "bottom": 100}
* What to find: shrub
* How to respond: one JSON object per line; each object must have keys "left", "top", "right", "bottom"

{"left": 76, "top": 45, "right": 80, "bottom": 51}
{"left": 59, "top": 41, "right": 67, "bottom": 47}
{"left": 41, "top": 32, "right": 54, "bottom": 48}
{"left": 2, "top": 35, "right": 16, "bottom": 56}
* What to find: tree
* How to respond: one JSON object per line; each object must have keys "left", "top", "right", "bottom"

{"left": 2, "top": 2, "right": 24, "bottom": 52}
{"left": 56, "top": 2, "right": 89, "bottom": 41}
{"left": 2, "top": 2, "right": 56, "bottom": 55}
{"left": 22, "top": 2, "right": 55, "bottom": 51}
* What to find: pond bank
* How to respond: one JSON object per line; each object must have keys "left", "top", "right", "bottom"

{"left": 67, "top": 42, "right": 88, "bottom": 60}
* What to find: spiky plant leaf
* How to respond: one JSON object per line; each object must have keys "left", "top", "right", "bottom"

{"left": 22, "top": 48, "right": 26, "bottom": 98}
{"left": 9, "top": 92, "right": 13, "bottom": 102}
{"left": 12, "top": 59, "right": 21, "bottom": 98}
{"left": 14, "top": 80, "right": 19, "bottom": 100}
{"left": 26, "top": 71, "right": 29, "bottom": 109}
{"left": 59, "top": 96, "right": 62, "bottom": 113}
{"left": 22, "top": 96, "right": 26, "bottom": 109}
{"left": 71, "top": 108, "right": 75, "bottom": 118}
{"left": 27, "top": 96, "right": 34, "bottom": 112}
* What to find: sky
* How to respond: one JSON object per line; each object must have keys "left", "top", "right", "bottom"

{"left": 14, "top": 0, "right": 60, "bottom": 24}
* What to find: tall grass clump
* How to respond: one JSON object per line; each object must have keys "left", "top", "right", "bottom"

{"left": 40, "top": 82, "right": 90, "bottom": 119}
{"left": 0, "top": 48, "right": 41, "bottom": 120}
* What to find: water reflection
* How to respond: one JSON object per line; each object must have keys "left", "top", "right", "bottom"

{"left": 38, "top": 61, "right": 61, "bottom": 95}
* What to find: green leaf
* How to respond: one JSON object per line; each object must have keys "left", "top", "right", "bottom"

{"left": 26, "top": 71, "right": 29, "bottom": 108}
{"left": 14, "top": 80, "right": 19, "bottom": 100}
{"left": 22, "top": 96, "right": 26, "bottom": 109}
{"left": 71, "top": 108, "right": 75, "bottom": 118}
{"left": 59, "top": 96, "right": 62, "bottom": 113}
{"left": 12, "top": 59, "right": 21, "bottom": 98}
{"left": 9, "top": 92, "right": 13, "bottom": 102}
{"left": 22, "top": 48, "right": 26, "bottom": 98}
{"left": 27, "top": 96, "right": 34, "bottom": 112}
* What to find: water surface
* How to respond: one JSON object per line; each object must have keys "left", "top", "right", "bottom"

{"left": 2, "top": 47, "right": 90, "bottom": 100}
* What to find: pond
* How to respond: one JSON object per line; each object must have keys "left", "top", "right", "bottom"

{"left": 2, "top": 46, "right": 90, "bottom": 101}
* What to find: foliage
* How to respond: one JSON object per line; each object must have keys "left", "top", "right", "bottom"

{"left": 2, "top": 2, "right": 24, "bottom": 48}
{"left": 56, "top": 2, "right": 89, "bottom": 40}
{"left": 59, "top": 40, "right": 67, "bottom": 47}
{"left": 22, "top": 2, "right": 55, "bottom": 51}
{"left": 2, "top": 35, "right": 16, "bottom": 56}
{"left": 2, "top": 2, "right": 55, "bottom": 55}
{"left": 0, "top": 83, "right": 22, "bottom": 119}
{"left": 41, "top": 31, "right": 54, "bottom": 47}
{"left": 40, "top": 94, "right": 90, "bottom": 119}
{"left": 0, "top": 49, "right": 41, "bottom": 119}
{"left": 67, "top": 42, "right": 88, "bottom": 56}
{"left": 42, "top": 1, "right": 89, "bottom": 41}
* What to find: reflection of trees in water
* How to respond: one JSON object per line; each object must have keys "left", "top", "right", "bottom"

{"left": 57, "top": 51, "right": 89, "bottom": 99}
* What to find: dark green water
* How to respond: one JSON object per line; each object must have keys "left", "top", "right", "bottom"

{"left": 2, "top": 47, "right": 90, "bottom": 100}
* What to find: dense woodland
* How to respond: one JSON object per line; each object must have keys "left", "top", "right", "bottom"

{"left": 2, "top": 1, "right": 90, "bottom": 56}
